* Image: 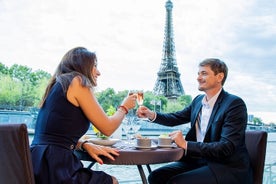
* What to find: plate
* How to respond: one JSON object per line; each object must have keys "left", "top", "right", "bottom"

{"left": 135, "top": 145, "right": 157, "bottom": 150}
{"left": 158, "top": 144, "right": 177, "bottom": 148}
{"left": 87, "top": 138, "right": 120, "bottom": 146}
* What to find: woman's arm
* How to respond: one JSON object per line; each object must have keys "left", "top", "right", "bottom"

{"left": 67, "top": 76, "right": 136, "bottom": 136}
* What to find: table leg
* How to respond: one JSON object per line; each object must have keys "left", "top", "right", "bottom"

{"left": 87, "top": 162, "right": 96, "bottom": 169}
{"left": 146, "top": 164, "right": 152, "bottom": 173}
{"left": 137, "top": 165, "right": 148, "bottom": 184}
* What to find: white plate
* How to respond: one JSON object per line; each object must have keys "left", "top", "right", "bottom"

{"left": 135, "top": 145, "right": 157, "bottom": 150}
{"left": 87, "top": 138, "right": 120, "bottom": 146}
{"left": 158, "top": 144, "right": 177, "bottom": 148}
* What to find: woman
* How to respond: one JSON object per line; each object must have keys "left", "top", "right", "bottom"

{"left": 30, "top": 47, "right": 136, "bottom": 184}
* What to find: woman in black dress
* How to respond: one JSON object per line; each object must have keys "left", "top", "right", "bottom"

{"left": 31, "top": 47, "right": 136, "bottom": 184}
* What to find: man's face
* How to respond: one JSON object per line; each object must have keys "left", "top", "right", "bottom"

{"left": 197, "top": 66, "right": 223, "bottom": 92}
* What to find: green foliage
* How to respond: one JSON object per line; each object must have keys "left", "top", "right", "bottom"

{"left": 32, "top": 77, "right": 50, "bottom": 107}
{"left": 164, "top": 100, "right": 184, "bottom": 112}
{"left": 162, "top": 95, "right": 192, "bottom": 113}
{"left": 106, "top": 105, "right": 116, "bottom": 116}
{"left": 1, "top": 62, "right": 272, "bottom": 126}
{"left": 253, "top": 117, "right": 263, "bottom": 125}
{"left": 9, "top": 64, "right": 32, "bottom": 83}
{"left": 178, "top": 95, "right": 192, "bottom": 107}
{"left": 0, "top": 62, "right": 192, "bottom": 114}
{"left": 94, "top": 90, "right": 192, "bottom": 113}
{"left": 0, "top": 63, "right": 9, "bottom": 75}
{"left": 0, "top": 75, "right": 22, "bottom": 106}
{"left": 95, "top": 88, "right": 118, "bottom": 111}
{"left": 0, "top": 62, "right": 51, "bottom": 110}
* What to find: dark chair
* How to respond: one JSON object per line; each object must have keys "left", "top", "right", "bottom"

{"left": 0, "top": 123, "right": 35, "bottom": 184}
{"left": 245, "top": 130, "right": 268, "bottom": 184}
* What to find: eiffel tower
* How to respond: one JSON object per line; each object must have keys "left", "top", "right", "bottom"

{"left": 153, "top": 0, "right": 184, "bottom": 99}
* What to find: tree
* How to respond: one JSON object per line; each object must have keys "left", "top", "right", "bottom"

{"left": 0, "top": 62, "right": 51, "bottom": 110}
{"left": 253, "top": 117, "right": 263, "bottom": 125}
{"left": 32, "top": 77, "right": 50, "bottom": 107}
{"left": 164, "top": 100, "right": 184, "bottom": 113}
{"left": 0, "top": 75, "right": 22, "bottom": 108}
{"left": 0, "top": 63, "right": 9, "bottom": 75}
{"left": 30, "top": 70, "right": 51, "bottom": 86}
{"left": 0, "top": 62, "right": 193, "bottom": 114}
{"left": 178, "top": 95, "right": 192, "bottom": 107}
{"left": 95, "top": 88, "right": 117, "bottom": 112}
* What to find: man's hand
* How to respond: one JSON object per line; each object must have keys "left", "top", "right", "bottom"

{"left": 169, "top": 130, "right": 187, "bottom": 149}
{"left": 137, "top": 106, "right": 155, "bottom": 120}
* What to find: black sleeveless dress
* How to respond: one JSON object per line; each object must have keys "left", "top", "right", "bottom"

{"left": 31, "top": 82, "right": 112, "bottom": 184}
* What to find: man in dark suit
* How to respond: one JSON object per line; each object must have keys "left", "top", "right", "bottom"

{"left": 137, "top": 58, "right": 253, "bottom": 184}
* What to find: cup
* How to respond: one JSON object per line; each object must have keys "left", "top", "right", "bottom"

{"left": 136, "top": 138, "right": 151, "bottom": 147}
{"left": 158, "top": 137, "right": 172, "bottom": 146}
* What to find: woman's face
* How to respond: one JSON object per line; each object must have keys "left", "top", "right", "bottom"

{"left": 91, "top": 61, "right": 101, "bottom": 86}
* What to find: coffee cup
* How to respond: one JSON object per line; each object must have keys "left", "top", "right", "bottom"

{"left": 137, "top": 138, "right": 151, "bottom": 147}
{"left": 158, "top": 136, "right": 172, "bottom": 146}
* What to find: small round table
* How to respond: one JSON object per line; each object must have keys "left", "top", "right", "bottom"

{"left": 75, "top": 143, "right": 184, "bottom": 184}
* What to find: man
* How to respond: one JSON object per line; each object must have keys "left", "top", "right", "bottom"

{"left": 137, "top": 58, "right": 253, "bottom": 184}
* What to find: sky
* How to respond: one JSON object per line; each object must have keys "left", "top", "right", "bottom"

{"left": 0, "top": 0, "right": 275, "bottom": 123}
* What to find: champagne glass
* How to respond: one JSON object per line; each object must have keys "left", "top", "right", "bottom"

{"left": 136, "top": 90, "right": 144, "bottom": 106}
{"left": 132, "top": 118, "right": 141, "bottom": 135}
{"left": 122, "top": 118, "right": 132, "bottom": 140}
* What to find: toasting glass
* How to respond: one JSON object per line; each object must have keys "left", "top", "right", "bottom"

{"left": 136, "top": 90, "right": 144, "bottom": 106}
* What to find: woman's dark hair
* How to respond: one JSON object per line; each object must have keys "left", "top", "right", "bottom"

{"left": 199, "top": 58, "right": 228, "bottom": 86}
{"left": 40, "top": 47, "right": 97, "bottom": 107}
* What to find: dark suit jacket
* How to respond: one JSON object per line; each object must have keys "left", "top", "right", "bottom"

{"left": 154, "top": 89, "right": 253, "bottom": 184}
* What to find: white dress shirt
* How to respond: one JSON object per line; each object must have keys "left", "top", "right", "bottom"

{"left": 196, "top": 89, "right": 222, "bottom": 142}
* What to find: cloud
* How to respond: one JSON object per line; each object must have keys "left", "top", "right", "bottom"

{"left": 0, "top": 0, "right": 275, "bottom": 122}
{"left": 226, "top": 74, "right": 276, "bottom": 111}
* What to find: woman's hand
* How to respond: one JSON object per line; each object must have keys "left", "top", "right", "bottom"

{"left": 121, "top": 94, "right": 137, "bottom": 111}
{"left": 84, "top": 142, "right": 120, "bottom": 165}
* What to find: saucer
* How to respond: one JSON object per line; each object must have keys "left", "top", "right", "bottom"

{"left": 87, "top": 138, "right": 120, "bottom": 146}
{"left": 158, "top": 144, "right": 176, "bottom": 148}
{"left": 135, "top": 145, "right": 157, "bottom": 150}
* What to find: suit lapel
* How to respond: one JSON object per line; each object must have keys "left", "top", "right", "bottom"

{"left": 192, "top": 99, "right": 203, "bottom": 128}
{"left": 205, "top": 90, "right": 224, "bottom": 136}
{"left": 186, "top": 95, "right": 203, "bottom": 141}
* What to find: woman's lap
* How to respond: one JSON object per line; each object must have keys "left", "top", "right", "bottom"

{"left": 31, "top": 145, "right": 113, "bottom": 184}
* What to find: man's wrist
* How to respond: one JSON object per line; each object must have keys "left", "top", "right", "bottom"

{"left": 184, "top": 141, "right": 188, "bottom": 156}
{"left": 149, "top": 112, "right": 157, "bottom": 122}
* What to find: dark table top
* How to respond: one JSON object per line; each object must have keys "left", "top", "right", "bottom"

{"left": 75, "top": 140, "right": 184, "bottom": 165}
